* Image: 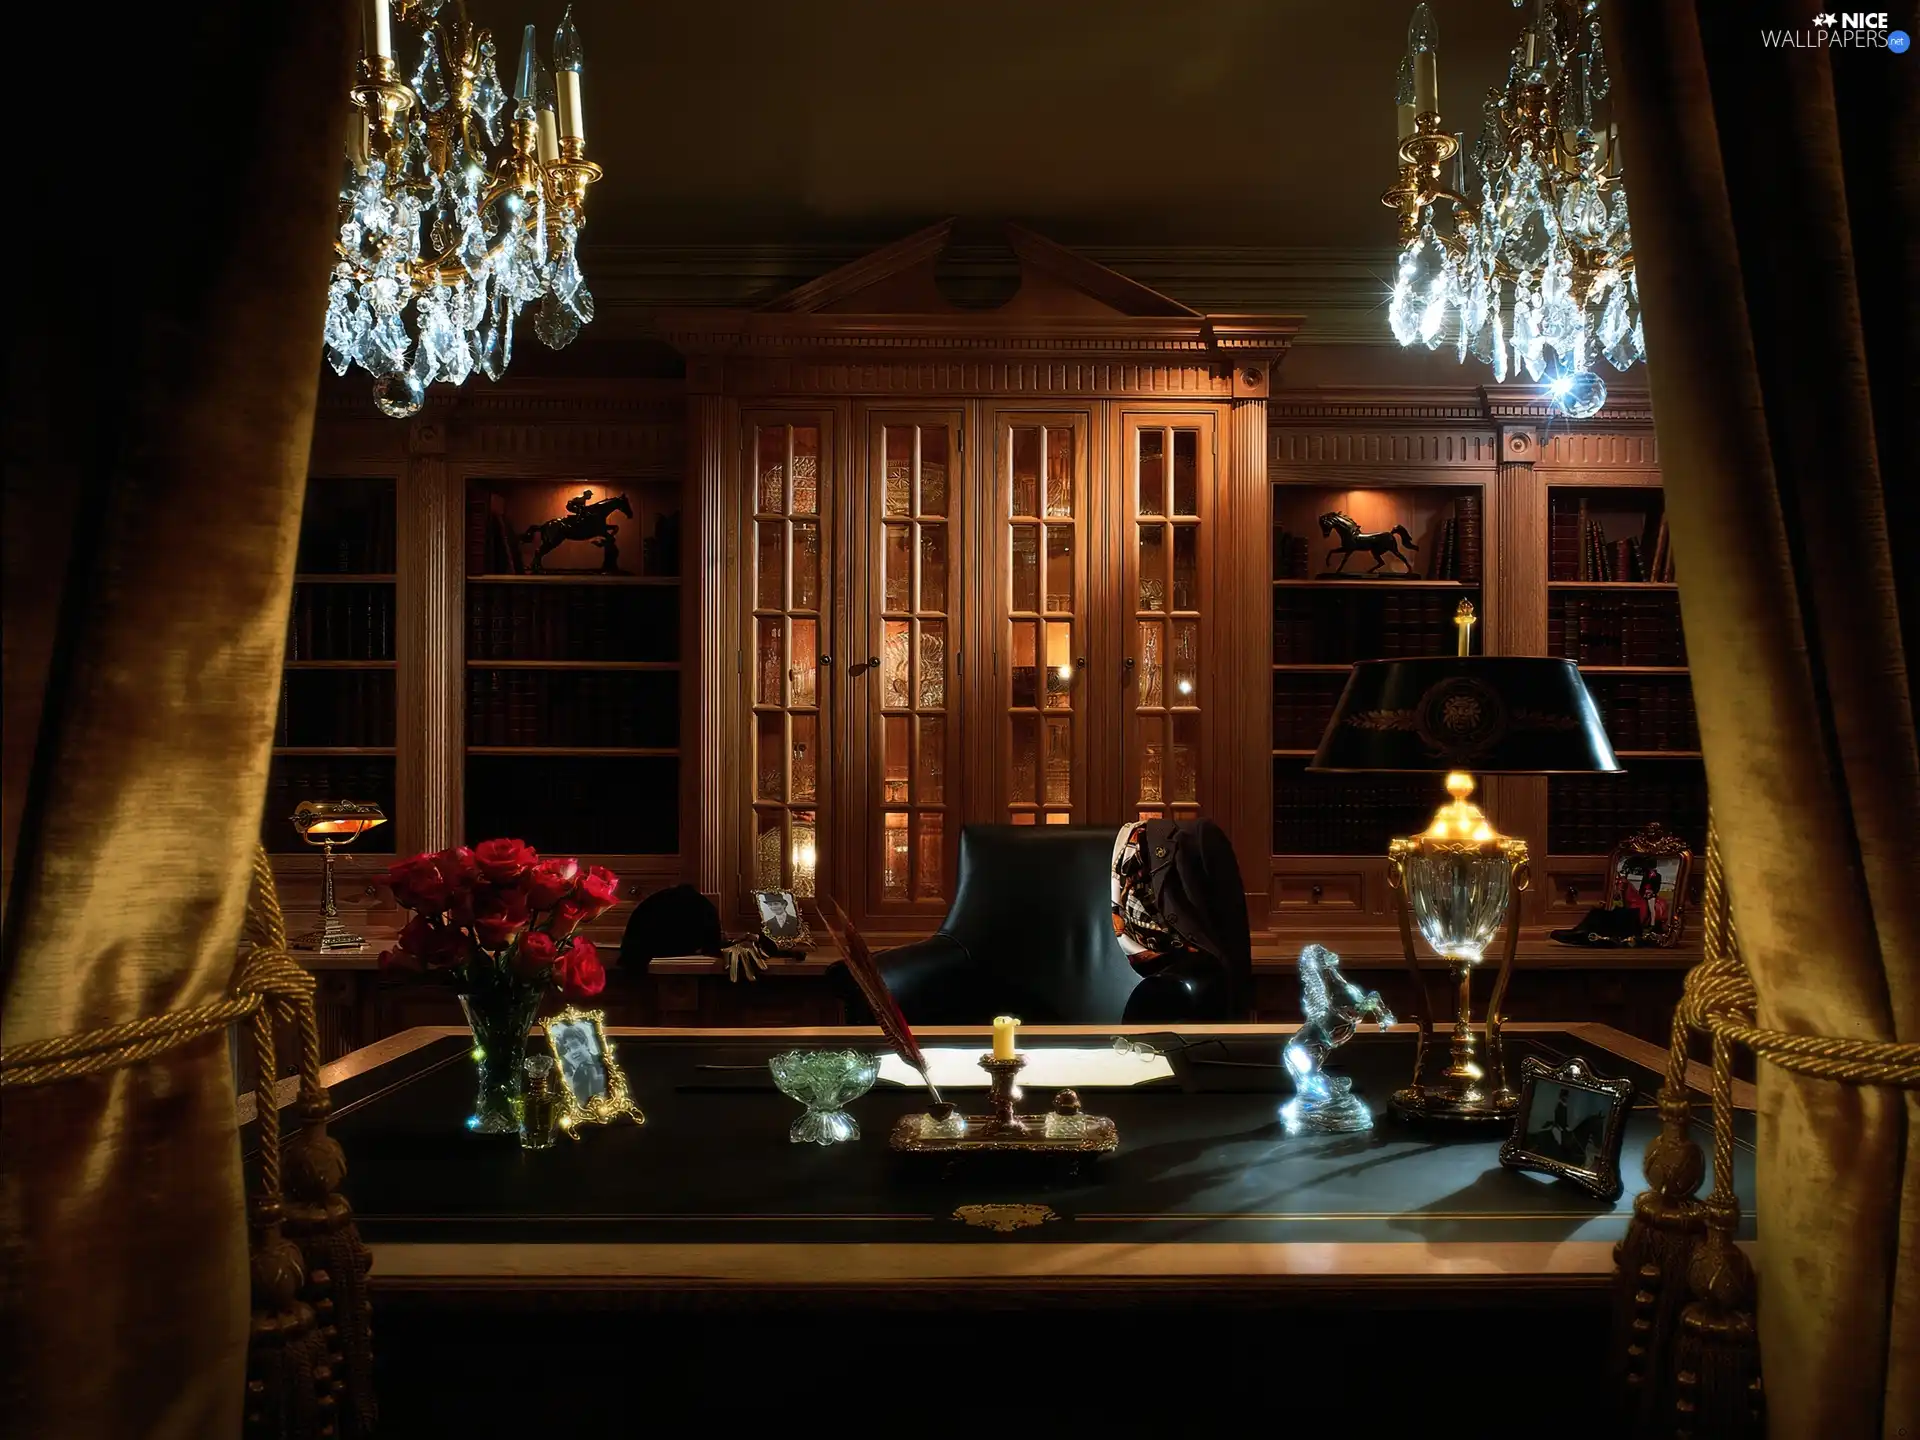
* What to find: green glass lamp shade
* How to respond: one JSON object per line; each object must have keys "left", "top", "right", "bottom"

{"left": 1308, "top": 657, "right": 1620, "bottom": 775}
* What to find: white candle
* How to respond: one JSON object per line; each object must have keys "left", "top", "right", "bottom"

{"left": 364, "top": 0, "right": 391, "bottom": 63}
{"left": 557, "top": 69, "right": 586, "bottom": 145}
{"left": 992, "top": 1015, "right": 1020, "bottom": 1061}
{"left": 537, "top": 107, "right": 559, "bottom": 165}
{"left": 1413, "top": 50, "right": 1438, "bottom": 117}
{"left": 1398, "top": 101, "right": 1417, "bottom": 141}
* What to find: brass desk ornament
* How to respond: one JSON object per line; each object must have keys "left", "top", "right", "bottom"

{"left": 890, "top": 1053, "right": 1119, "bottom": 1158}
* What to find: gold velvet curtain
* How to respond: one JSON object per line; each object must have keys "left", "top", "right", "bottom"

{"left": 1603, "top": 1, "right": 1919, "bottom": 1432}
{"left": 1, "top": 5, "right": 353, "bottom": 1435}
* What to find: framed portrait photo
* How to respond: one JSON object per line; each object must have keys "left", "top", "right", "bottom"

{"left": 1607, "top": 823, "right": 1692, "bottom": 947}
{"left": 752, "top": 889, "right": 810, "bottom": 948}
{"left": 1499, "top": 1054, "right": 1635, "bottom": 1202}
{"left": 542, "top": 1007, "right": 644, "bottom": 1129}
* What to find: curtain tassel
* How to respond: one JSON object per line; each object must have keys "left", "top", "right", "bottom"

{"left": 283, "top": 1096, "right": 377, "bottom": 1440}
{"left": 1672, "top": 1195, "right": 1765, "bottom": 1439}
{"left": 244, "top": 1198, "right": 335, "bottom": 1440}
{"left": 1609, "top": 1051, "right": 1707, "bottom": 1431}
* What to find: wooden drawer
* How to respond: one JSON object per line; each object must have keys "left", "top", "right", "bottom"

{"left": 1270, "top": 870, "right": 1367, "bottom": 912}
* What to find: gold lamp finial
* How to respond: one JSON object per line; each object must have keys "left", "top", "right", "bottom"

{"left": 1454, "top": 598, "right": 1477, "bottom": 657}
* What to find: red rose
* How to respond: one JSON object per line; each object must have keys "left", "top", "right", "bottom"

{"left": 527, "top": 857, "right": 581, "bottom": 910}
{"left": 577, "top": 865, "right": 620, "bottom": 918}
{"left": 378, "top": 945, "right": 423, "bottom": 974}
{"left": 471, "top": 888, "right": 530, "bottom": 950}
{"left": 472, "top": 838, "right": 537, "bottom": 885}
{"left": 395, "top": 914, "right": 468, "bottom": 969}
{"left": 557, "top": 938, "right": 606, "bottom": 999}
{"left": 512, "top": 929, "right": 558, "bottom": 979}
{"left": 547, "top": 896, "right": 590, "bottom": 938}
{"left": 386, "top": 853, "right": 450, "bottom": 912}
{"left": 432, "top": 846, "right": 482, "bottom": 894}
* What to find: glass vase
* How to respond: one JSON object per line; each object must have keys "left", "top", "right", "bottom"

{"left": 459, "top": 989, "right": 543, "bottom": 1134}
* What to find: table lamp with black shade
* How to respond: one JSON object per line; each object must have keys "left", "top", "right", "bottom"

{"left": 1310, "top": 601, "right": 1618, "bottom": 1126}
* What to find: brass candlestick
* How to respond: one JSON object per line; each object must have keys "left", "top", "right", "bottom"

{"left": 980, "top": 1055, "right": 1029, "bottom": 1135}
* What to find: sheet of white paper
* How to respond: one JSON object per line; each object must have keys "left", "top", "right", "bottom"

{"left": 875, "top": 1046, "right": 1173, "bottom": 1090}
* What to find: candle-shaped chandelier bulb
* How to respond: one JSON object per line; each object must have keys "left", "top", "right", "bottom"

{"left": 514, "top": 23, "right": 539, "bottom": 104}
{"left": 536, "top": 58, "right": 560, "bottom": 164}
{"left": 1394, "top": 53, "right": 1416, "bottom": 140}
{"left": 364, "top": 0, "right": 393, "bottom": 65}
{"left": 1408, "top": 3, "right": 1438, "bottom": 116}
{"left": 554, "top": 5, "right": 586, "bottom": 145}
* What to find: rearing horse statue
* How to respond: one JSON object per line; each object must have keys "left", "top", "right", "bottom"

{"left": 522, "top": 490, "right": 633, "bottom": 574}
{"left": 1319, "top": 510, "right": 1419, "bottom": 575}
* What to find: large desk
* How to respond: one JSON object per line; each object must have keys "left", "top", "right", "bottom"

{"left": 254, "top": 1023, "right": 1755, "bottom": 1426}
{"left": 250, "top": 1022, "right": 1755, "bottom": 1299}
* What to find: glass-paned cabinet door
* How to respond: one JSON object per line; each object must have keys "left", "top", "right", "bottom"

{"left": 1122, "top": 414, "right": 1214, "bottom": 823}
{"left": 748, "top": 417, "right": 829, "bottom": 898}
{"left": 996, "top": 414, "right": 1087, "bottom": 825}
{"left": 860, "top": 413, "right": 963, "bottom": 912}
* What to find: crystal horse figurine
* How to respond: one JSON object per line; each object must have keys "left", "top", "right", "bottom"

{"left": 1281, "top": 943, "right": 1396, "bottom": 1135}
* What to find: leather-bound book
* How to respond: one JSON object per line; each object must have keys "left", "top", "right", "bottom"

{"left": 466, "top": 488, "right": 490, "bottom": 576}
{"left": 1455, "top": 492, "right": 1482, "bottom": 581}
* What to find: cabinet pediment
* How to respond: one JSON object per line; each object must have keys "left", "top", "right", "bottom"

{"left": 657, "top": 221, "right": 1299, "bottom": 377}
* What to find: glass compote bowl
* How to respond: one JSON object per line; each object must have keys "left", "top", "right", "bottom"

{"left": 768, "top": 1049, "right": 879, "bottom": 1145}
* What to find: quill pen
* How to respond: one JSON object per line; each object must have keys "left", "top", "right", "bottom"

{"left": 820, "top": 895, "right": 942, "bottom": 1106}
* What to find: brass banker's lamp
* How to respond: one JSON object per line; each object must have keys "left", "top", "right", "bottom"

{"left": 1310, "top": 601, "right": 1618, "bottom": 1125}
{"left": 290, "top": 799, "right": 388, "bottom": 951}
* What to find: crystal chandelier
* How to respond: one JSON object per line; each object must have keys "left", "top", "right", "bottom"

{"left": 327, "top": 2, "right": 601, "bottom": 417}
{"left": 1382, "top": 0, "right": 1640, "bottom": 418}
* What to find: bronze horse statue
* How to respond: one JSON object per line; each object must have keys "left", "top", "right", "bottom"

{"left": 523, "top": 490, "right": 633, "bottom": 573}
{"left": 1319, "top": 511, "right": 1419, "bottom": 575}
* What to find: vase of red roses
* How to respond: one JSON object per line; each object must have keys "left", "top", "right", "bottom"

{"left": 379, "top": 838, "right": 616, "bottom": 1133}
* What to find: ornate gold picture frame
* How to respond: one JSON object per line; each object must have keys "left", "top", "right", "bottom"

{"left": 1498, "top": 1054, "right": 1634, "bottom": 1202}
{"left": 542, "top": 1007, "right": 644, "bottom": 1129}
{"left": 1607, "top": 822, "right": 1692, "bottom": 947}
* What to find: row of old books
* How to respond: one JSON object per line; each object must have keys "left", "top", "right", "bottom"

{"left": 1547, "top": 771, "right": 1708, "bottom": 856}
{"left": 1272, "top": 675, "right": 1347, "bottom": 750}
{"left": 1272, "top": 768, "right": 1436, "bottom": 855}
{"left": 260, "top": 757, "right": 396, "bottom": 853}
{"left": 1274, "top": 591, "right": 1481, "bottom": 664}
{"left": 276, "top": 670, "right": 396, "bottom": 748}
{"left": 1548, "top": 497, "right": 1675, "bottom": 583}
{"left": 1272, "top": 528, "right": 1313, "bottom": 579}
{"left": 465, "top": 585, "right": 678, "bottom": 663}
{"left": 285, "top": 583, "right": 396, "bottom": 662}
{"left": 1548, "top": 593, "right": 1688, "bottom": 667}
{"left": 297, "top": 480, "right": 396, "bottom": 574}
{"left": 466, "top": 668, "right": 679, "bottom": 749}
{"left": 1580, "top": 673, "right": 1700, "bottom": 751}
{"left": 466, "top": 754, "right": 680, "bottom": 856}
{"left": 1425, "top": 492, "right": 1482, "bottom": 581}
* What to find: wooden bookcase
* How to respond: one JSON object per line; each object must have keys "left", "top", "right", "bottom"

{"left": 266, "top": 477, "right": 399, "bottom": 857}
{"left": 462, "top": 478, "right": 683, "bottom": 858}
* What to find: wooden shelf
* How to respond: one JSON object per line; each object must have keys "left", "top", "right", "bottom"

{"left": 1272, "top": 663, "right": 1359, "bottom": 673}
{"left": 466, "top": 746, "right": 679, "bottom": 757}
{"left": 1614, "top": 749, "right": 1702, "bottom": 758}
{"left": 293, "top": 573, "right": 396, "bottom": 584}
{"left": 466, "top": 659, "right": 680, "bottom": 671}
{"left": 467, "top": 574, "right": 680, "bottom": 586}
{"left": 1271, "top": 748, "right": 1316, "bottom": 757}
{"left": 271, "top": 746, "right": 397, "bottom": 756}
{"left": 1578, "top": 665, "right": 1690, "bottom": 675}
{"left": 1272, "top": 578, "right": 1475, "bottom": 589}
{"left": 1549, "top": 580, "right": 1678, "bottom": 590}
{"left": 284, "top": 660, "right": 397, "bottom": 670}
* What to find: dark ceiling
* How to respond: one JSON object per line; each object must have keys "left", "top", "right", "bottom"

{"left": 458, "top": 0, "right": 1527, "bottom": 249}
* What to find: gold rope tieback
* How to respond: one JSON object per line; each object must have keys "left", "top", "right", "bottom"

{"left": 0, "top": 850, "right": 316, "bottom": 1090}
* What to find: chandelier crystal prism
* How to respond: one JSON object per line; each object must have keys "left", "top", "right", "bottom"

{"left": 1382, "top": 0, "right": 1639, "bottom": 418}
{"left": 328, "top": 1, "right": 601, "bottom": 418}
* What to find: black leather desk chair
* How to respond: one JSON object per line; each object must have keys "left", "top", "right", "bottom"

{"left": 845, "top": 825, "right": 1245, "bottom": 1025}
